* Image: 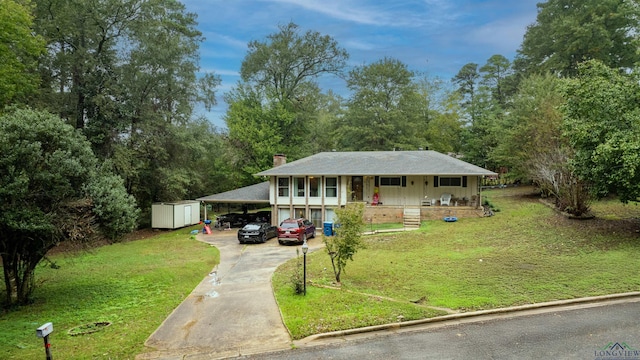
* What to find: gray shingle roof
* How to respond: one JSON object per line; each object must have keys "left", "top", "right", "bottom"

{"left": 256, "top": 151, "right": 496, "bottom": 177}
{"left": 196, "top": 181, "right": 269, "bottom": 203}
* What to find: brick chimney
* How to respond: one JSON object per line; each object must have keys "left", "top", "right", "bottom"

{"left": 273, "top": 154, "right": 286, "bottom": 167}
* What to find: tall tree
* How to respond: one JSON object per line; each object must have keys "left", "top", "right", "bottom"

{"left": 459, "top": 88, "right": 501, "bottom": 169}
{"left": 224, "top": 85, "right": 291, "bottom": 184}
{"left": 240, "top": 22, "right": 348, "bottom": 104}
{"left": 562, "top": 60, "right": 640, "bottom": 203}
{"left": 34, "top": 0, "right": 218, "bottom": 145}
{"left": 0, "top": 108, "right": 138, "bottom": 307}
{"left": 492, "top": 73, "right": 590, "bottom": 215}
{"left": 424, "top": 94, "right": 464, "bottom": 154}
{"left": 339, "top": 57, "right": 427, "bottom": 151}
{"left": 113, "top": 0, "right": 219, "bottom": 218}
{"left": 227, "top": 22, "right": 348, "bottom": 178}
{"left": 0, "top": 0, "right": 45, "bottom": 108}
{"left": 479, "top": 54, "right": 512, "bottom": 107}
{"left": 517, "top": 0, "right": 640, "bottom": 77}
{"left": 34, "top": 0, "right": 137, "bottom": 130}
{"left": 451, "top": 62, "right": 479, "bottom": 114}
{"left": 308, "top": 90, "right": 345, "bottom": 153}
{"left": 453, "top": 59, "right": 506, "bottom": 167}
{"left": 33, "top": 0, "right": 220, "bottom": 221}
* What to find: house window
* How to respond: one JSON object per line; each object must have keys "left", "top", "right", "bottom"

{"left": 294, "top": 177, "right": 305, "bottom": 197}
{"left": 278, "top": 178, "right": 289, "bottom": 197}
{"left": 380, "top": 177, "right": 401, "bottom": 186}
{"left": 309, "top": 177, "right": 320, "bottom": 197}
{"left": 439, "top": 177, "right": 462, "bottom": 187}
{"left": 325, "top": 177, "right": 337, "bottom": 197}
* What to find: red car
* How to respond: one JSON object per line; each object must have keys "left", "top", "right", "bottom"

{"left": 277, "top": 218, "right": 316, "bottom": 245}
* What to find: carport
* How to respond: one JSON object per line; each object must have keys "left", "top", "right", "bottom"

{"left": 196, "top": 181, "right": 270, "bottom": 221}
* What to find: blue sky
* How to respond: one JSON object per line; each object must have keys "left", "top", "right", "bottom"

{"left": 180, "top": 0, "right": 542, "bottom": 128}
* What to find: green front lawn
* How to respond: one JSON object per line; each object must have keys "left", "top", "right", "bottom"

{"left": 274, "top": 187, "right": 640, "bottom": 339}
{"left": 0, "top": 226, "right": 218, "bottom": 360}
{"left": 2, "top": 187, "right": 638, "bottom": 357}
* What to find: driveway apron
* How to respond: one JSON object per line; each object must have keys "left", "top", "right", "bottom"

{"left": 138, "top": 230, "right": 310, "bottom": 359}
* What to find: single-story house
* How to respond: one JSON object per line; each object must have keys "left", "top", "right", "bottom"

{"left": 255, "top": 151, "right": 497, "bottom": 227}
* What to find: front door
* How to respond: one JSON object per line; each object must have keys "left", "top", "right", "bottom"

{"left": 351, "top": 176, "right": 363, "bottom": 201}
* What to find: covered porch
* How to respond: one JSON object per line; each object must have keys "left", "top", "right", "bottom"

{"left": 347, "top": 175, "right": 485, "bottom": 207}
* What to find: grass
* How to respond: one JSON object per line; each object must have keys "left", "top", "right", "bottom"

{"left": 0, "top": 225, "right": 218, "bottom": 360}
{"left": 360, "top": 221, "right": 404, "bottom": 232}
{"left": 273, "top": 187, "right": 640, "bottom": 339}
{"left": 2, "top": 187, "right": 639, "bottom": 355}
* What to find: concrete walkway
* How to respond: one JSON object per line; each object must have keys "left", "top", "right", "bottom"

{"left": 137, "top": 230, "right": 323, "bottom": 360}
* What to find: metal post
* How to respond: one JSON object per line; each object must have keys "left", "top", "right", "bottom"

{"left": 301, "top": 239, "right": 309, "bottom": 296}
{"left": 303, "top": 251, "right": 307, "bottom": 295}
{"left": 43, "top": 335, "right": 52, "bottom": 360}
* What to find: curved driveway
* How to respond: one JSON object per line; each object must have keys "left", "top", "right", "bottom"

{"left": 138, "top": 229, "right": 322, "bottom": 359}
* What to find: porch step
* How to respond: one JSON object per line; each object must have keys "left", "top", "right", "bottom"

{"left": 403, "top": 208, "right": 421, "bottom": 228}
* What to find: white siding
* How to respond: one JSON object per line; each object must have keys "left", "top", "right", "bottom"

{"left": 151, "top": 201, "right": 200, "bottom": 229}
{"left": 152, "top": 204, "right": 174, "bottom": 229}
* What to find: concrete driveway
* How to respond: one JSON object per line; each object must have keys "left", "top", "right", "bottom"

{"left": 137, "top": 229, "right": 323, "bottom": 360}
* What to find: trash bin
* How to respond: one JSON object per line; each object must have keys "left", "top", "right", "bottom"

{"left": 323, "top": 222, "right": 334, "bottom": 236}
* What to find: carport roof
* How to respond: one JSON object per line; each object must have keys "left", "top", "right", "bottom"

{"left": 196, "top": 181, "right": 269, "bottom": 203}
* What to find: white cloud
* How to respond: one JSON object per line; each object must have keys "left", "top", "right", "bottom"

{"left": 465, "top": 13, "right": 537, "bottom": 55}
{"left": 257, "top": 0, "right": 457, "bottom": 29}
{"left": 343, "top": 39, "right": 378, "bottom": 51}
{"left": 199, "top": 68, "right": 240, "bottom": 77}
{"left": 260, "top": 0, "right": 388, "bottom": 25}
{"left": 206, "top": 32, "right": 248, "bottom": 49}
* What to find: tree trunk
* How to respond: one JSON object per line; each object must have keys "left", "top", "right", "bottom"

{"left": 1, "top": 253, "right": 14, "bottom": 308}
{"left": 329, "top": 252, "right": 341, "bottom": 283}
{"left": 16, "top": 264, "right": 35, "bottom": 305}
{"left": 2, "top": 247, "right": 41, "bottom": 307}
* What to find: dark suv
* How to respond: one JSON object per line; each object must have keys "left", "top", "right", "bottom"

{"left": 277, "top": 218, "right": 316, "bottom": 245}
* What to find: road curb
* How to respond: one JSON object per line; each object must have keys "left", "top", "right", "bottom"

{"left": 298, "top": 291, "right": 640, "bottom": 343}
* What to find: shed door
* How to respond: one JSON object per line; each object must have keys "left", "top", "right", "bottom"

{"left": 184, "top": 206, "right": 192, "bottom": 226}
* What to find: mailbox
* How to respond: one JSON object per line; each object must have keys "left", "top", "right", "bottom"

{"left": 36, "top": 322, "right": 53, "bottom": 338}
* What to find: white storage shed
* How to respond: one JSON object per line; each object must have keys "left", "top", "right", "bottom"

{"left": 151, "top": 201, "right": 201, "bottom": 229}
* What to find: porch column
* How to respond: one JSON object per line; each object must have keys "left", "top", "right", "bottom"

{"left": 477, "top": 176, "right": 482, "bottom": 208}
{"left": 321, "top": 176, "right": 325, "bottom": 224}
{"left": 272, "top": 177, "right": 278, "bottom": 225}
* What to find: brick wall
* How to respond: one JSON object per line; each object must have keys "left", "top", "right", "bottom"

{"left": 363, "top": 206, "right": 405, "bottom": 224}
{"left": 363, "top": 205, "right": 484, "bottom": 223}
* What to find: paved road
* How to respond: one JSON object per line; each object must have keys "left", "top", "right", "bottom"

{"left": 236, "top": 298, "right": 640, "bottom": 360}
{"left": 138, "top": 230, "right": 324, "bottom": 360}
